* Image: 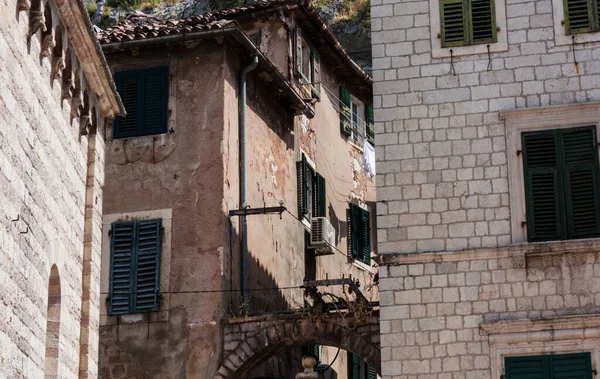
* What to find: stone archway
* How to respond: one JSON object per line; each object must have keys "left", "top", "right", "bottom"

{"left": 216, "top": 311, "right": 380, "bottom": 378}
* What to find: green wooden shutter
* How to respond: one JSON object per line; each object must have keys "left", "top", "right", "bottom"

{"left": 295, "top": 27, "right": 303, "bottom": 77}
{"left": 350, "top": 353, "right": 361, "bottom": 379}
{"left": 133, "top": 219, "right": 162, "bottom": 313}
{"left": 367, "top": 365, "right": 377, "bottom": 379}
{"left": 113, "top": 67, "right": 169, "bottom": 139}
{"left": 551, "top": 352, "right": 593, "bottom": 379}
{"left": 141, "top": 67, "right": 169, "bottom": 136}
{"left": 109, "top": 222, "right": 135, "bottom": 315}
{"left": 360, "top": 208, "right": 371, "bottom": 264}
{"left": 313, "top": 344, "right": 320, "bottom": 362}
{"left": 315, "top": 173, "right": 326, "bottom": 217}
{"left": 113, "top": 72, "right": 140, "bottom": 138}
{"left": 470, "top": 0, "right": 497, "bottom": 43}
{"left": 505, "top": 353, "right": 593, "bottom": 379}
{"left": 340, "top": 86, "right": 352, "bottom": 136}
{"left": 440, "top": 0, "right": 467, "bottom": 47}
{"left": 564, "top": 0, "right": 596, "bottom": 34}
{"left": 298, "top": 154, "right": 308, "bottom": 217}
{"left": 505, "top": 355, "right": 549, "bottom": 379}
{"left": 350, "top": 204, "right": 361, "bottom": 259}
{"left": 522, "top": 130, "right": 565, "bottom": 242}
{"left": 562, "top": 127, "right": 600, "bottom": 239}
{"left": 366, "top": 104, "right": 375, "bottom": 144}
{"left": 311, "top": 49, "right": 321, "bottom": 99}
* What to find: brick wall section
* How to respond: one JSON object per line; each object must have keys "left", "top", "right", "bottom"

{"left": 378, "top": 251, "right": 600, "bottom": 378}
{"left": 371, "top": 0, "right": 600, "bottom": 254}
{"left": 0, "top": 1, "right": 105, "bottom": 378}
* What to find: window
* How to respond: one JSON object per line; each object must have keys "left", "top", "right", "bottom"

{"left": 440, "top": 0, "right": 497, "bottom": 47}
{"left": 298, "top": 154, "right": 327, "bottom": 221}
{"left": 294, "top": 28, "right": 321, "bottom": 99}
{"left": 302, "top": 344, "right": 320, "bottom": 362}
{"left": 349, "top": 203, "right": 371, "bottom": 264}
{"left": 563, "top": 0, "right": 600, "bottom": 34}
{"left": 505, "top": 353, "right": 593, "bottom": 379}
{"left": 108, "top": 219, "right": 162, "bottom": 315}
{"left": 349, "top": 353, "right": 377, "bottom": 379}
{"left": 113, "top": 66, "right": 169, "bottom": 139}
{"left": 340, "top": 88, "right": 374, "bottom": 144}
{"left": 522, "top": 126, "right": 600, "bottom": 242}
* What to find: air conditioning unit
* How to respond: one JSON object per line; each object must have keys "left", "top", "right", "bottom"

{"left": 310, "top": 217, "right": 336, "bottom": 256}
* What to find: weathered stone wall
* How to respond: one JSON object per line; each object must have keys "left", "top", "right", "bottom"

{"left": 371, "top": 0, "right": 600, "bottom": 254}
{"left": 378, "top": 248, "right": 600, "bottom": 378}
{"left": 0, "top": 0, "right": 108, "bottom": 377}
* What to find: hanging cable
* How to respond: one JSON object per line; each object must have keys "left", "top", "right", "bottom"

{"left": 487, "top": 44, "right": 492, "bottom": 71}
{"left": 450, "top": 49, "right": 456, "bottom": 75}
{"left": 572, "top": 36, "right": 580, "bottom": 74}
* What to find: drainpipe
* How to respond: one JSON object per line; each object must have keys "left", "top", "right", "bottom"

{"left": 240, "top": 55, "right": 259, "bottom": 314}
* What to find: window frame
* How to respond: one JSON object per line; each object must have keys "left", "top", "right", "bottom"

{"left": 101, "top": 209, "right": 172, "bottom": 323}
{"left": 501, "top": 102, "right": 600, "bottom": 244}
{"left": 553, "top": 0, "right": 600, "bottom": 45}
{"left": 113, "top": 66, "right": 170, "bottom": 139}
{"left": 294, "top": 27, "right": 321, "bottom": 100}
{"left": 298, "top": 152, "right": 326, "bottom": 224}
{"left": 429, "top": 0, "right": 507, "bottom": 57}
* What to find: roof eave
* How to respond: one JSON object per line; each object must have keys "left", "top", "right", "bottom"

{"left": 54, "top": 0, "right": 125, "bottom": 117}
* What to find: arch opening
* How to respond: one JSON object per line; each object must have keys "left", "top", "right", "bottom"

{"left": 43, "top": 265, "right": 61, "bottom": 379}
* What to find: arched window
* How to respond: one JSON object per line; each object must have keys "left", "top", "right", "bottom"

{"left": 44, "top": 265, "right": 61, "bottom": 379}
{"left": 40, "top": 3, "right": 54, "bottom": 59}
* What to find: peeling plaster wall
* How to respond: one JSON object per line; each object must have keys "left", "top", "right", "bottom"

{"left": 99, "top": 16, "right": 376, "bottom": 379}
{"left": 99, "top": 43, "right": 230, "bottom": 379}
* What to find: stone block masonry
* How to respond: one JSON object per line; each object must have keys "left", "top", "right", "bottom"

{"left": 371, "top": 0, "right": 600, "bottom": 254}
{"left": 378, "top": 250, "right": 600, "bottom": 378}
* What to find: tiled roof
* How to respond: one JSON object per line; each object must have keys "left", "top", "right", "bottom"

{"left": 97, "top": 0, "right": 372, "bottom": 87}
{"left": 96, "top": 14, "right": 234, "bottom": 44}
{"left": 97, "top": 0, "right": 294, "bottom": 44}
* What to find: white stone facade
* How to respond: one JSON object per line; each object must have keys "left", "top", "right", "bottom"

{"left": 0, "top": 0, "right": 121, "bottom": 376}
{"left": 371, "top": 0, "right": 600, "bottom": 375}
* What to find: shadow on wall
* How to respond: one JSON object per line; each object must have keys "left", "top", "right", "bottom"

{"left": 328, "top": 204, "right": 347, "bottom": 248}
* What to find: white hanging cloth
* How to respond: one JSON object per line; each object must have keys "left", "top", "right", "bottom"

{"left": 363, "top": 140, "right": 376, "bottom": 178}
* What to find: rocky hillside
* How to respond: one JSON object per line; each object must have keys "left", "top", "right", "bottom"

{"left": 89, "top": 0, "right": 372, "bottom": 71}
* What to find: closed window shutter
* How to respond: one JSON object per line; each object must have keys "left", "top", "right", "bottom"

{"left": 298, "top": 154, "right": 308, "bottom": 217}
{"left": 141, "top": 67, "right": 169, "bottom": 136}
{"left": 522, "top": 131, "right": 565, "bottom": 241}
{"left": 564, "top": 0, "right": 596, "bottom": 34}
{"left": 470, "top": 0, "right": 497, "bottom": 43}
{"left": 109, "top": 222, "right": 135, "bottom": 315}
{"left": 113, "top": 67, "right": 169, "bottom": 139}
{"left": 562, "top": 127, "right": 600, "bottom": 238}
{"left": 367, "top": 365, "right": 377, "bottom": 379}
{"left": 505, "top": 353, "right": 593, "bottom": 379}
{"left": 134, "top": 219, "right": 162, "bottom": 313}
{"left": 361, "top": 208, "right": 371, "bottom": 264}
{"left": 311, "top": 49, "right": 321, "bottom": 99}
{"left": 440, "top": 0, "right": 467, "bottom": 47}
{"left": 550, "top": 352, "right": 593, "bottom": 379}
{"left": 505, "top": 355, "right": 549, "bottom": 379}
{"left": 340, "top": 86, "right": 352, "bottom": 136}
{"left": 313, "top": 344, "right": 320, "bottom": 362}
{"left": 366, "top": 104, "right": 375, "bottom": 143}
{"left": 350, "top": 353, "right": 361, "bottom": 379}
{"left": 315, "top": 173, "right": 327, "bottom": 217}
{"left": 295, "top": 27, "right": 303, "bottom": 77}
{"left": 114, "top": 73, "right": 140, "bottom": 138}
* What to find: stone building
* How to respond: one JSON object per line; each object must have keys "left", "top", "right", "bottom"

{"left": 371, "top": 0, "right": 600, "bottom": 374}
{"left": 94, "top": 1, "right": 378, "bottom": 378}
{"left": 0, "top": 0, "right": 123, "bottom": 376}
